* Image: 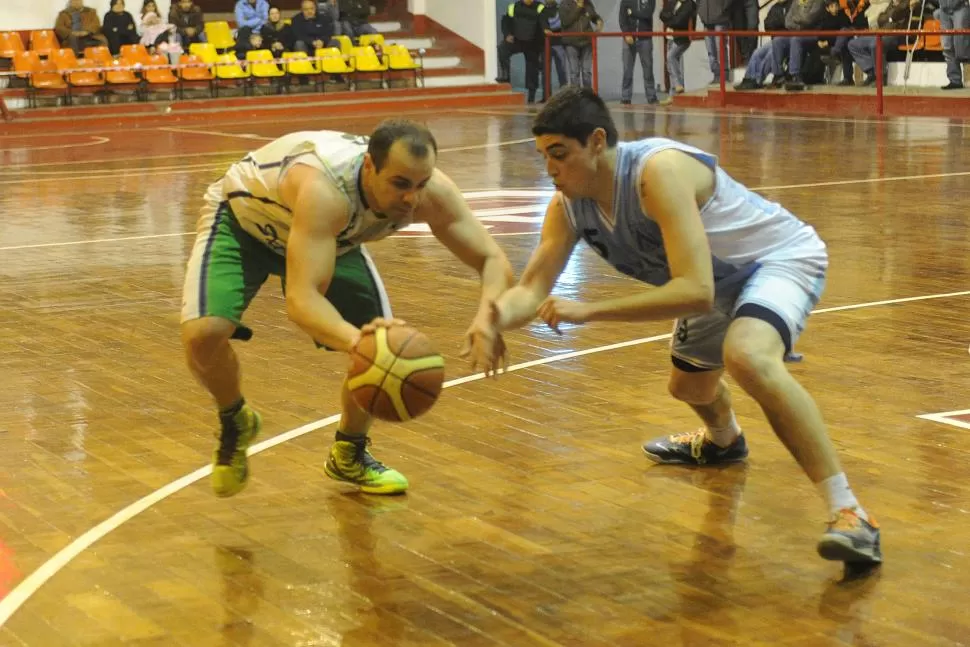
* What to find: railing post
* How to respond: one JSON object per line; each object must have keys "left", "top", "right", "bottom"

{"left": 718, "top": 30, "right": 727, "bottom": 107}
{"left": 544, "top": 36, "right": 551, "bottom": 100}
{"left": 592, "top": 34, "right": 599, "bottom": 93}
{"left": 875, "top": 34, "right": 884, "bottom": 116}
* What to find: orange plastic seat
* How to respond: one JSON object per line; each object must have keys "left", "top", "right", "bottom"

{"left": 0, "top": 32, "right": 26, "bottom": 59}
{"left": 29, "top": 30, "right": 60, "bottom": 57}
{"left": 144, "top": 53, "right": 178, "bottom": 84}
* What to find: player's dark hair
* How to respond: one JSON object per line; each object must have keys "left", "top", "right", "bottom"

{"left": 368, "top": 120, "right": 438, "bottom": 171}
{"left": 531, "top": 86, "right": 618, "bottom": 148}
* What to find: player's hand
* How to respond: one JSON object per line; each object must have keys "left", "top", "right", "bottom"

{"left": 537, "top": 297, "right": 591, "bottom": 334}
{"left": 359, "top": 317, "right": 407, "bottom": 336}
{"left": 460, "top": 301, "right": 508, "bottom": 378}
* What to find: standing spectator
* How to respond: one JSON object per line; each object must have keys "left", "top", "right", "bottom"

{"left": 497, "top": 0, "right": 546, "bottom": 103}
{"left": 560, "top": 0, "right": 604, "bottom": 88}
{"left": 169, "top": 0, "right": 205, "bottom": 49}
{"left": 54, "top": 0, "right": 109, "bottom": 55}
{"left": 936, "top": 0, "right": 970, "bottom": 88}
{"left": 235, "top": 0, "right": 270, "bottom": 48}
{"left": 696, "top": 0, "right": 732, "bottom": 83}
{"left": 292, "top": 0, "right": 334, "bottom": 53}
{"left": 262, "top": 6, "right": 296, "bottom": 54}
{"left": 619, "top": 0, "right": 659, "bottom": 105}
{"left": 338, "top": 0, "right": 378, "bottom": 38}
{"left": 102, "top": 0, "right": 139, "bottom": 55}
{"left": 541, "top": 0, "right": 569, "bottom": 95}
{"left": 659, "top": 0, "right": 696, "bottom": 95}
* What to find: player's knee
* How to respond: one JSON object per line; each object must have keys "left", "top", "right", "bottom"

{"left": 181, "top": 317, "right": 235, "bottom": 362}
{"left": 723, "top": 343, "right": 782, "bottom": 390}
{"left": 667, "top": 372, "right": 718, "bottom": 405}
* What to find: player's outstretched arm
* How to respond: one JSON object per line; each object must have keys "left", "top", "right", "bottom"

{"left": 585, "top": 149, "right": 715, "bottom": 323}
{"left": 280, "top": 164, "right": 367, "bottom": 352}
{"left": 494, "top": 193, "right": 578, "bottom": 332}
{"left": 422, "top": 171, "right": 515, "bottom": 376}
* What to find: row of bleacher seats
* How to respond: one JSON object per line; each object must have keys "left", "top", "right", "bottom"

{"left": 1, "top": 30, "right": 423, "bottom": 107}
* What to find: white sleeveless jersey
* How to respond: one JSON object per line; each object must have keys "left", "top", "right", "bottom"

{"left": 202, "top": 130, "right": 411, "bottom": 256}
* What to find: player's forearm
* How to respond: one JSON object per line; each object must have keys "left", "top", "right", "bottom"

{"left": 493, "top": 285, "right": 545, "bottom": 331}
{"left": 286, "top": 294, "right": 359, "bottom": 352}
{"left": 587, "top": 278, "right": 713, "bottom": 322}
{"left": 474, "top": 254, "right": 515, "bottom": 317}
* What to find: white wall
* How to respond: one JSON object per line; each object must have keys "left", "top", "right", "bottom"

{"left": 3, "top": 0, "right": 173, "bottom": 32}
{"left": 409, "top": 0, "right": 496, "bottom": 80}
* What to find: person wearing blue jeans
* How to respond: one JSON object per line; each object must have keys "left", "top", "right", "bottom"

{"left": 660, "top": 0, "right": 696, "bottom": 94}
{"left": 734, "top": 42, "right": 781, "bottom": 88}
{"left": 936, "top": 0, "right": 970, "bottom": 89}
{"left": 847, "top": 0, "right": 915, "bottom": 85}
{"left": 620, "top": 0, "right": 659, "bottom": 104}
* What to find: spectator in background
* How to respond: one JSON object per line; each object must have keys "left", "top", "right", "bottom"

{"left": 262, "top": 6, "right": 296, "bottom": 54}
{"left": 497, "top": 0, "right": 546, "bottom": 103}
{"left": 936, "top": 0, "right": 969, "bottom": 88}
{"left": 139, "top": 0, "right": 181, "bottom": 56}
{"left": 54, "top": 0, "right": 109, "bottom": 55}
{"left": 619, "top": 0, "right": 659, "bottom": 105}
{"left": 102, "top": 0, "right": 139, "bottom": 55}
{"left": 659, "top": 0, "right": 696, "bottom": 95}
{"left": 734, "top": 0, "right": 790, "bottom": 89}
{"left": 771, "top": 0, "right": 827, "bottom": 90}
{"left": 696, "top": 0, "right": 732, "bottom": 83}
{"left": 292, "top": 0, "right": 334, "bottom": 53}
{"left": 560, "top": 0, "right": 604, "bottom": 89}
{"left": 541, "top": 0, "right": 569, "bottom": 96}
{"left": 847, "top": 0, "right": 917, "bottom": 85}
{"left": 236, "top": 0, "right": 270, "bottom": 48}
{"left": 169, "top": 0, "right": 205, "bottom": 49}
{"left": 338, "top": 0, "right": 378, "bottom": 38}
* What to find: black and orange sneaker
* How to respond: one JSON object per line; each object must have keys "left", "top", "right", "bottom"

{"left": 817, "top": 508, "right": 882, "bottom": 564}
{"left": 642, "top": 429, "right": 748, "bottom": 466}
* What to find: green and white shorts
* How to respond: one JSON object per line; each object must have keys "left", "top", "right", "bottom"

{"left": 180, "top": 201, "right": 391, "bottom": 342}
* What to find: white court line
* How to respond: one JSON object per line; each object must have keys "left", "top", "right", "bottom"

{"left": 0, "top": 136, "right": 110, "bottom": 153}
{"left": 156, "top": 127, "right": 274, "bottom": 141}
{"left": 916, "top": 411, "right": 970, "bottom": 430}
{"left": 1, "top": 287, "right": 969, "bottom": 627}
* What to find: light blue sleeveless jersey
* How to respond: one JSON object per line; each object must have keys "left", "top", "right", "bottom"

{"left": 560, "top": 137, "right": 827, "bottom": 294}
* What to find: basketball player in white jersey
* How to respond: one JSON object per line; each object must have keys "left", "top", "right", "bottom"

{"left": 180, "top": 121, "right": 512, "bottom": 498}
{"left": 482, "top": 87, "right": 881, "bottom": 566}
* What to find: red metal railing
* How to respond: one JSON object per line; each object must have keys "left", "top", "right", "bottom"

{"left": 544, "top": 28, "right": 970, "bottom": 116}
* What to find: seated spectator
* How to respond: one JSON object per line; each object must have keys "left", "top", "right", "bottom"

{"left": 292, "top": 0, "right": 335, "bottom": 53}
{"left": 847, "top": 0, "right": 917, "bottom": 85}
{"left": 139, "top": 1, "right": 179, "bottom": 54}
{"left": 103, "top": 0, "right": 139, "bottom": 55}
{"left": 261, "top": 6, "right": 296, "bottom": 54}
{"left": 338, "top": 0, "right": 378, "bottom": 38}
{"left": 735, "top": 0, "right": 790, "bottom": 89}
{"left": 169, "top": 0, "right": 205, "bottom": 49}
{"left": 54, "top": 0, "right": 109, "bottom": 56}
{"left": 236, "top": 0, "right": 271, "bottom": 49}
{"left": 771, "top": 0, "right": 831, "bottom": 90}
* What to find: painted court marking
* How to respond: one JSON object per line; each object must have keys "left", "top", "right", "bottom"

{"left": 916, "top": 408, "right": 970, "bottom": 431}
{"left": 0, "top": 136, "right": 110, "bottom": 153}
{"left": 0, "top": 288, "right": 969, "bottom": 627}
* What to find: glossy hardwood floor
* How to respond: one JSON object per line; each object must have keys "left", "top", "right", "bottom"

{"left": 1, "top": 105, "right": 970, "bottom": 646}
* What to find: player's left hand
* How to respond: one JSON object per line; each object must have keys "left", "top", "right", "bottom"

{"left": 537, "top": 297, "right": 592, "bottom": 334}
{"left": 460, "top": 302, "right": 508, "bottom": 378}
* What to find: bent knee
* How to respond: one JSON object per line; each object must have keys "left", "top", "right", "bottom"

{"left": 723, "top": 344, "right": 784, "bottom": 387}
{"left": 668, "top": 369, "right": 721, "bottom": 405}
{"left": 181, "top": 317, "right": 236, "bottom": 355}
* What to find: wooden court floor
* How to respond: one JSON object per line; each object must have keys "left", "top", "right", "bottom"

{"left": 1, "top": 105, "right": 970, "bottom": 646}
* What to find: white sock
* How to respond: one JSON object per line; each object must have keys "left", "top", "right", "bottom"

{"left": 705, "top": 411, "right": 741, "bottom": 448}
{"left": 817, "top": 472, "right": 869, "bottom": 522}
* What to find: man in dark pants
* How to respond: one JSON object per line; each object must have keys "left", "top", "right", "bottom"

{"left": 497, "top": 0, "right": 546, "bottom": 103}
{"left": 620, "top": 0, "right": 659, "bottom": 104}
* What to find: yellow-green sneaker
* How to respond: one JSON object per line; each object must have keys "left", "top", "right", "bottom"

{"left": 211, "top": 405, "right": 262, "bottom": 498}
{"left": 324, "top": 435, "right": 409, "bottom": 494}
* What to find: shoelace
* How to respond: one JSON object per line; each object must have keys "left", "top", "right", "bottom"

{"left": 216, "top": 425, "right": 240, "bottom": 465}
{"left": 350, "top": 437, "right": 388, "bottom": 473}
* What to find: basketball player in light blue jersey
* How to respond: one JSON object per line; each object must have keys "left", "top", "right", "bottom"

{"left": 485, "top": 87, "right": 880, "bottom": 566}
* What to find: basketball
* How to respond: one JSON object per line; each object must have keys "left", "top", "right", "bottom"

{"left": 347, "top": 325, "right": 445, "bottom": 422}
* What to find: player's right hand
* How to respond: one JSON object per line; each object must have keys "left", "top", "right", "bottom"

{"left": 359, "top": 317, "right": 407, "bottom": 336}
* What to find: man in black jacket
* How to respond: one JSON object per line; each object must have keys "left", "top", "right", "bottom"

{"left": 620, "top": 0, "right": 659, "bottom": 104}
{"left": 497, "top": 0, "right": 546, "bottom": 103}
{"left": 292, "top": 0, "right": 334, "bottom": 53}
